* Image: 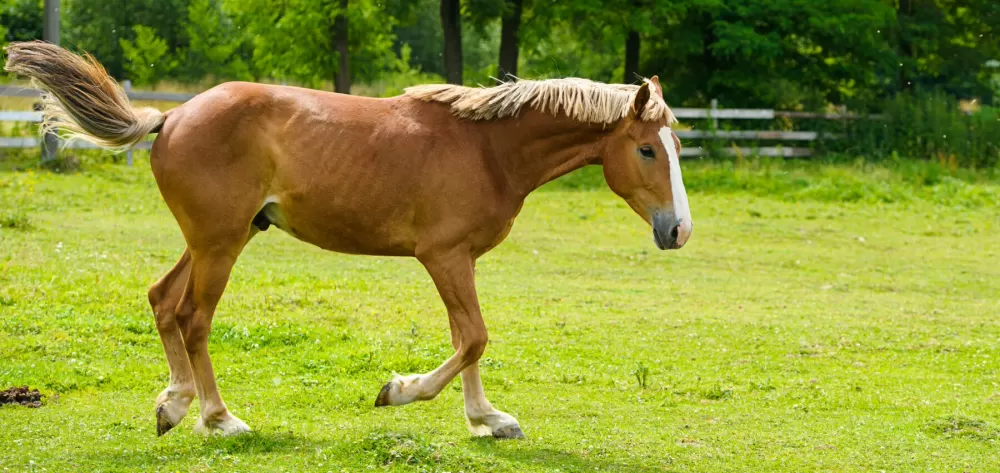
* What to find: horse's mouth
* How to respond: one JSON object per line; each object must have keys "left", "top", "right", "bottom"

{"left": 653, "top": 226, "right": 679, "bottom": 250}
{"left": 652, "top": 211, "right": 689, "bottom": 250}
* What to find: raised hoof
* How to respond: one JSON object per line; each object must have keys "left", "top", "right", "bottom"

{"left": 492, "top": 424, "right": 526, "bottom": 440}
{"left": 156, "top": 405, "right": 176, "bottom": 437}
{"left": 374, "top": 382, "right": 393, "bottom": 407}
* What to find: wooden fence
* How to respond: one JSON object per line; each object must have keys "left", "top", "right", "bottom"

{"left": 1, "top": 84, "right": 879, "bottom": 163}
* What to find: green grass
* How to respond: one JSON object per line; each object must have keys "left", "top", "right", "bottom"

{"left": 1, "top": 158, "right": 999, "bottom": 472}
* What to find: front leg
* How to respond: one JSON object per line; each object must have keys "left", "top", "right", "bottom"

{"left": 375, "top": 250, "right": 485, "bottom": 404}
{"left": 373, "top": 249, "right": 523, "bottom": 438}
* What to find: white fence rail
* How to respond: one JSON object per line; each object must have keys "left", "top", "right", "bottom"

{"left": 1, "top": 84, "right": 877, "bottom": 162}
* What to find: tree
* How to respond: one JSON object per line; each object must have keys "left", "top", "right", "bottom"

{"left": 119, "top": 25, "right": 178, "bottom": 86}
{"left": 642, "top": 0, "right": 898, "bottom": 108}
{"left": 893, "top": 0, "right": 1000, "bottom": 100}
{"left": 497, "top": 0, "right": 524, "bottom": 78}
{"left": 518, "top": 0, "right": 634, "bottom": 82}
{"left": 1, "top": 0, "right": 43, "bottom": 47}
{"left": 183, "top": 0, "right": 253, "bottom": 82}
{"left": 226, "top": 0, "right": 396, "bottom": 91}
{"left": 388, "top": 0, "right": 444, "bottom": 77}
{"left": 623, "top": 25, "right": 639, "bottom": 82}
{"left": 65, "top": 0, "right": 191, "bottom": 80}
{"left": 440, "top": 0, "right": 462, "bottom": 84}
{"left": 333, "top": 0, "right": 350, "bottom": 93}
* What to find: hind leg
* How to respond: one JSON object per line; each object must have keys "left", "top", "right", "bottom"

{"left": 149, "top": 250, "right": 196, "bottom": 436}
{"left": 176, "top": 233, "right": 255, "bottom": 436}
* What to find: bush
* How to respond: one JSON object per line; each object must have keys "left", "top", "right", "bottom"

{"left": 833, "top": 92, "right": 1000, "bottom": 169}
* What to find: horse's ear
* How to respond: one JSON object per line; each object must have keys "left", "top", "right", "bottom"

{"left": 649, "top": 76, "right": 664, "bottom": 97}
{"left": 632, "top": 82, "right": 651, "bottom": 118}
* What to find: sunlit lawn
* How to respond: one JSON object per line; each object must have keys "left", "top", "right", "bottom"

{"left": 1, "top": 159, "right": 998, "bottom": 472}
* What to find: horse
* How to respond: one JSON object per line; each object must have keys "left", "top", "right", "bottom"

{"left": 5, "top": 41, "right": 693, "bottom": 439}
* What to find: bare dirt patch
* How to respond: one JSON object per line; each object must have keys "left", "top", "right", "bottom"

{"left": 0, "top": 386, "right": 42, "bottom": 407}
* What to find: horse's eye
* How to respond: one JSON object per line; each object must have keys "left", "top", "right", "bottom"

{"left": 638, "top": 146, "right": 656, "bottom": 159}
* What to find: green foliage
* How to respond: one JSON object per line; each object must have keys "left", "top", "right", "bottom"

{"left": 119, "top": 25, "right": 178, "bottom": 87}
{"left": 182, "top": 0, "right": 252, "bottom": 82}
{"left": 829, "top": 92, "right": 1000, "bottom": 168}
{"left": 0, "top": 0, "right": 42, "bottom": 46}
{"left": 66, "top": 0, "right": 191, "bottom": 80}
{"left": 518, "top": 0, "right": 629, "bottom": 82}
{"left": 0, "top": 209, "right": 30, "bottom": 229}
{"left": 390, "top": 0, "right": 445, "bottom": 77}
{"left": 352, "top": 45, "right": 445, "bottom": 97}
{"left": 226, "top": 0, "right": 398, "bottom": 88}
{"left": 643, "top": 0, "right": 898, "bottom": 108}
{"left": 894, "top": 0, "right": 1000, "bottom": 100}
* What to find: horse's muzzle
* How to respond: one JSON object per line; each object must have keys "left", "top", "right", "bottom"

{"left": 652, "top": 211, "right": 692, "bottom": 250}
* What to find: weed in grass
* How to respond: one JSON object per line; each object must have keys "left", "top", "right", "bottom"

{"left": 361, "top": 432, "right": 442, "bottom": 466}
{"left": 0, "top": 210, "right": 30, "bottom": 229}
{"left": 927, "top": 416, "right": 1000, "bottom": 442}
{"left": 631, "top": 362, "right": 651, "bottom": 389}
{"left": 702, "top": 385, "right": 733, "bottom": 401}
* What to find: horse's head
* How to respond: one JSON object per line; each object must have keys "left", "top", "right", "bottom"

{"left": 602, "top": 77, "right": 692, "bottom": 250}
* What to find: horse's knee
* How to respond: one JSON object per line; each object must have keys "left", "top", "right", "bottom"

{"left": 463, "top": 329, "right": 488, "bottom": 362}
{"left": 149, "top": 283, "right": 178, "bottom": 333}
{"left": 148, "top": 282, "right": 165, "bottom": 311}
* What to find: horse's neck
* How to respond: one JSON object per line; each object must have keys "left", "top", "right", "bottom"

{"left": 485, "top": 111, "right": 614, "bottom": 197}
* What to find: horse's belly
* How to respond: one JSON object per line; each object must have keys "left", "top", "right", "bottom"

{"left": 261, "top": 198, "right": 417, "bottom": 257}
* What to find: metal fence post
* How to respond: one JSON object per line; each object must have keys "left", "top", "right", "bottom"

{"left": 41, "top": 0, "right": 60, "bottom": 164}
{"left": 123, "top": 80, "right": 134, "bottom": 166}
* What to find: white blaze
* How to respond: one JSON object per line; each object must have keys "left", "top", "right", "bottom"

{"left": 659, "top": 127, "right": 693, "bottom": 246}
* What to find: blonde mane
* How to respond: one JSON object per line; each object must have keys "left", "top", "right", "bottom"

{"left": 404, "top": 77, "right": 676, "bottom": 125}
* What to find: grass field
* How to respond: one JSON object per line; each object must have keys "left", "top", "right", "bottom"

{"left": 1, "top": 158, "right": 999, "bottom": 472}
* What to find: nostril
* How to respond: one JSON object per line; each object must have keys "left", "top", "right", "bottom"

{"left": 669, "top": 225, "right": 679, "bottom": 239}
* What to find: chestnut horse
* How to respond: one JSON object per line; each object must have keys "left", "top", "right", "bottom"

{"left": 5, "top": 41, "right": 692, "bottom": 439}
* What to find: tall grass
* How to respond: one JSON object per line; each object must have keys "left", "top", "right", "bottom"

{"left": 824, "top": 91, "right": 1000, "bottom": 169}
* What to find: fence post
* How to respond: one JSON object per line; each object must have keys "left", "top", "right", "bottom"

{"left": 710, "top": 98, "right": 718, "bottom": 130}
{"left": 123, "top": 80, "right": 134, "bottom": 166}
{"left": 39, "top": 106, "right": 59, "bottom": 163}
{"left": 40, "top": 0, "right": 60, "bottom": 164}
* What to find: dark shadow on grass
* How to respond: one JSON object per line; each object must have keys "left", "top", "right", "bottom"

{"left": 463, "top": 436, "right": 674, "bottom": 473}
{"left": 78, "top": 429, "right": 318, "bottom": 467}
{"left": 81, "top": 428, "right": 671, "bottom": 471}
{"left": 198, "top": 429, "right": 315, "bottom": 454}
{"left": 355, "top": 429, "right": 673, "bottom": 472}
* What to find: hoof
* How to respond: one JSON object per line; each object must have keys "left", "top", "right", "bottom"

{"left": 156, "top": 405, "right": 176, "bottom": 437}
{"left": 154, "top": 387, "right": 193, "bottom": 437}
{"left": 492, "top": 424, "right": 525, "bottom": 440}
{"left": 194, "top": 414, "right": 251, "bottom": 436}
{"left": 374, "top": 382, "right": 393, "bottom": 407}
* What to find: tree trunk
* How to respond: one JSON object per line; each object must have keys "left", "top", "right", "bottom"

{"left": 333, "top": 0, "right": 351, "bottom": 94}
{"left": 497, "top": 0, "right": 523, "bottom": 79}
{"left": 897, "top": 0, "right": 913, "bottom": 92}
{"left": 624, "top": 29, "right": 640, "bottom": 83}
{"left": 441, "top": 0, "right": 463, "bottom": 85}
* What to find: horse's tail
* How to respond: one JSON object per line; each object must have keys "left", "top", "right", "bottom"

{"left": 4, "top": 41, "right": 165, "bottom": 151}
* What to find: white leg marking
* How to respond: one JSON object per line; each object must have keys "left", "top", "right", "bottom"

{"left": 659, "top": 127, "right": 693, "bottom": 246}
{"left": 382, "top": 373, "right": 434, "bottom": 405}
{"left": 194, "top": 412, "right": 251, "bottom": 436}
{"left": 461, "top": 367, "right": 521, "bottom": 437}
